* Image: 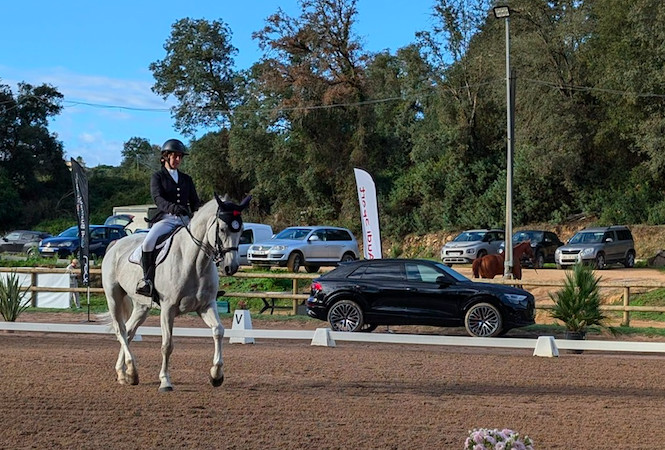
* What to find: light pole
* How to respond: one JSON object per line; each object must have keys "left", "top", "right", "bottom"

{"left": 493, "top": 5, "right": 514, "bottom": 279}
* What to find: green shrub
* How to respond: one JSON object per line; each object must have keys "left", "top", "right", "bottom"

{"left": 0, "top": 271, "right": 31, "bottom": 321}
{"left": 549, "top": 263, "right": 607, "bottom": 333}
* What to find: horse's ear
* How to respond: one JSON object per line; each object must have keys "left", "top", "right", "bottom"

{"left": 239, "top": 195, "right": 252, "bottom": 211}
{"left": 214, "top": 192, "right": 223, "bottom": 207}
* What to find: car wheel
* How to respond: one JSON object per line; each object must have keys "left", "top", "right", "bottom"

{"left": 305, "top": 265, "right": 320, "bottom": 273}
{"left": 287, "top": 252, "right": 303, "bottom": 272}
{"left": 534, "top": 251, "right": 545, "bottom": 269}
{"left": 624, "top": 251, "right": 635, "bottom": 268}
{"left": 327, "top": 299, "right": 364, "bottom": 332}
{"left": 340, "top": 252, "right": 356, "bottom": 263}
{"left": 445, "top": 263, "right": 453, "bottom": 268}
{"left": 594, "top": 252, "right": 606, "bottom": 270}
{"left": 464, "top": 302, "right": 503, "bottom": 337}
{"left": 26, "top": 247, "right": 36, "bottom": 257}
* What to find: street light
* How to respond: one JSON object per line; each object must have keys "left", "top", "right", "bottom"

{"left": 493, "top": 4, "right": 515, "bottom": 279}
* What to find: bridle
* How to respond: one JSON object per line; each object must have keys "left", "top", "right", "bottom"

{"left": 181, "top": 207, "right": 242, "bottom": 265}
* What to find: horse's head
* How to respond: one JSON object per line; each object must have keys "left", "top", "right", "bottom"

{"left": 520, "top": 241, "right": 534, "bottom": 260}
{"left": 214, "top": 193, "right": 252, "bottom": 276}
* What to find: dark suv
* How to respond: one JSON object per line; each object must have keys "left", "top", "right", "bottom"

{"left": 0, "top": 230, "right": 51, "bottom": 253}
{"left": 554, "top": 225, "right": 635, "bottom": 269}
{"left": 500, "top": 230, "right": 564, "bottom": 269}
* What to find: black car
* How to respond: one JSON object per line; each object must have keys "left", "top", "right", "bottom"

{"left": 0, "top": 230, "right": 51, "bottom": 253}
{"left": 500, "top": 230, "right": 564, "bottom": 268}
{"left": 306, "top": 258, "right": 535, "bottom": 337}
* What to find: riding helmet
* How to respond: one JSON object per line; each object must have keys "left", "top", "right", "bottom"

{"left": 161, "top": 139, "right": 189, "bottom": 156}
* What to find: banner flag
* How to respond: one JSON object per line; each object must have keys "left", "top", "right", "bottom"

{"left": 70, "top": 159, "right": 90, "bottom": 285}
{"left": 353, "top": 168, "right": 382, "bottom": 259}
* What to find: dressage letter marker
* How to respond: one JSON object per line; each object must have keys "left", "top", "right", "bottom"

{"left": 229, "top": 309, "right": 255, "bottom": 344}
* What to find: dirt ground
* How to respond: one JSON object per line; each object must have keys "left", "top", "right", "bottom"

{"left": 3, "top": 267, "right": 665, "bottom": 449}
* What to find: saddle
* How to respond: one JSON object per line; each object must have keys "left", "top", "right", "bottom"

{"left": 128, "top": 226, "right": 183, "bottom": 267}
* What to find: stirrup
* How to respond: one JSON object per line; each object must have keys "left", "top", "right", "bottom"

{"left": 135, "top": 279, "right": 153, "bottom": 296}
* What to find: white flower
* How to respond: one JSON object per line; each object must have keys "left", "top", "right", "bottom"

{"left": 464, "top": 428, "right": 534, "bottom": 450}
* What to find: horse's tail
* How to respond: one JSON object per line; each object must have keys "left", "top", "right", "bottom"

{"left": 472, "top": 258, "right": 481, "bottom": 278}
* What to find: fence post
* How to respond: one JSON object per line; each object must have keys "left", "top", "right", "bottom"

{"left": 31, "top": 272, "right": 38, "bottom": 307}
{"left": 622, "top": 287, "right": 630, "bottom": 327}
{"left": 292, "top": 277, "right": 298, "bottom": 314}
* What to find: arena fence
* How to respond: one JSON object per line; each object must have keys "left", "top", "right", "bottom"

{"left": 1, "top": 267, "right": 665, "bottom": 326}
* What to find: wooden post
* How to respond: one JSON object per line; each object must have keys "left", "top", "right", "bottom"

{"left": 31, "top": 272, "right": 38, "bottom": 307}
{"left": 622, "top": 287, "right": 630, "bottom": 327}
{"left": 292, "top": 278, "right": 298, "bottom": 315}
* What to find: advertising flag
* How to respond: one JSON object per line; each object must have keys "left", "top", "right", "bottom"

{"left": 353, "top": 168, "right": 382, "bottom": 259}
{"left": 70, "top": 158, "right": 90, "bottom": 285}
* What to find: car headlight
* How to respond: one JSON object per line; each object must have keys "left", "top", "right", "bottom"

{"left": 502, "top": 293, "right": 528, "bottom": 305}
{"left": 57, "top": 241, "right": 75, "bottom": 248}
{"left": 555, "top": 248, "right": 561, "bottom": 256}
{"left": 466, "top": 248, "right": 476, "bottom": 254}
{"left": 272, "top": 245, "right": 287, "bottom": 251}
{"left": 579, "top": 248, "right": 595, "bottom": 257}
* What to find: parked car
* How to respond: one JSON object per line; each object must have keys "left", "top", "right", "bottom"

{"left": 306, "top": 258, "right": 535, "bottom": 337}
{"left": 554, "top": 225, "right": 635, "bottom": 270}
{"left": 38, "top": 222, "right": 129, "bottom": 259}
{"left": 238, "top": 223, "right": 274, "bottom": 266}
{"left": 499, "top": 230, "right": 564, "bottom": 268}
{"left": 248, "top": 226, "right": 359, "bottom": 273}
{"left": 440, "top": 229, "right": 505, "bottom": 265}
{"left": 0, "top": 230, "right": 51, "bottom": 253}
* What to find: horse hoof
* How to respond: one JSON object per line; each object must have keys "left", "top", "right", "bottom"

{"left": 158, "top": 386, "right": 174, "bottom": 393}
{"left": 209, "top": 374, "right": 224, "bottom": 387}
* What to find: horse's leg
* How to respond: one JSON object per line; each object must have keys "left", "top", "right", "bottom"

{"left": 199, "top": 302, "right": 225, "bottom": 387}
{"left": 107, "top": 288, "right": 140, "bottom": 386}
{"left": 125, "top": 301, "right": 151, "bottom": 343}
{"left": 158, "top": 306, "right": 177, "bottom": 392}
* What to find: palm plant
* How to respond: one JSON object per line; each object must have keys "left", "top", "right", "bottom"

{"left": 0, "top": 271, "right": 31, "bottom": 321}
{"left": 549, "top": 263, "right": 607, "bottom": 335}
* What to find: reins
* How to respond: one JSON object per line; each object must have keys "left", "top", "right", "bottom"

{"left": 179, "top": 209, "right": 238, "bottom": 265}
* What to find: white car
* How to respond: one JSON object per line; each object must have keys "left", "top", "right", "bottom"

{"left": 238, "top": 223, "right": 273, "bottom": 266}
{"left": 248, "top": 226, "right": 359, "bottom": 273}
{"left": 440, "top": 229, "right": 505, "bottom": 266}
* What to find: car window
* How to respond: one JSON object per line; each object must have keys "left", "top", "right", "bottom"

{"left": 616, "top": 229, "right": 633, "bottom": 241}
{"left": 4, "top": 232, "right": 21, "bottom": 240}
{"left": 274, "top": 228, "right": 310, "bottom": 240}
{"left": 109, "top": 229, "right": 123, "bottom": 240}
{"left": 90, "top": 229, "right": 106, "bottom": 240}
{"left": 313, "top": 230, "right": 327, "bottom": 241}
{"left": 406, "top": 263, "right": 443, "bottom": 283}
{"left": 361, "top": 263, "right": 405, "bottom": 281}
{"left": 240, "top": 229, "right": 253, "bottom": 245}
{"left": 570, "top": 232, "right": 603, "bottom": 244}
{"left": 454, "top": 232, "right": 484, "bottom": 242}
{"left": 347, "top": 265, "right": 367, "bottom": 279}
{"left": 603, "top": 231, "right": 615, "bottom": 241}
{"left": 59, "top": 227, "right": 78, "bottom": 238}
{"left": 327, "top": 229, "right": 352, "bottom": 241}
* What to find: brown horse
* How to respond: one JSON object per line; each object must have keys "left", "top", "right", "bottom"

{"left": 472, "top": 241, "right": 534, "bottom": 280}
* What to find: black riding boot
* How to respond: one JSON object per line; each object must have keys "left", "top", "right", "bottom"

{"left": 135, "top": 251, "right": 155, "bottom": 297}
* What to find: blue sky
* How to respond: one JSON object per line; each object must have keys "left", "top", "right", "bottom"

{"left": 2, "top": 1, "right": 436, "bottom": 167}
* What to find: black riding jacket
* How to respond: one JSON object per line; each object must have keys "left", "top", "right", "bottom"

{"left": 150, "top": 167, "right": 201, "bottom": 222}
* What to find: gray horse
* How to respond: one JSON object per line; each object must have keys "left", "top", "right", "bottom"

{"left": 102, "top": 194, "right": 250, "bottom": 392}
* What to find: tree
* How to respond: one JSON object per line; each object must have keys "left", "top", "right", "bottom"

{"left": 150, "top": 18, "right": 238, "bottom": 134}
{"left": 120, "top": 137, "right": 161, "bottom": 177}
{"left": 0, "top": 81, "right": 71, "bottom": 229}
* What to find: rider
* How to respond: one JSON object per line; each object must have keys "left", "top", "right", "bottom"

{"left": 136, "top": 138, "right": 201, "bottom": 297}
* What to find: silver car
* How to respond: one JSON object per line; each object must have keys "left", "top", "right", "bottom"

{"left": 247, "top": 226, "right": 359, "bottom": 273}
{"left": 440, "top": 229, "right": 505, "bottom": 265}
{"left": 554, "top": 225, "right": 635, "bottom": 269}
